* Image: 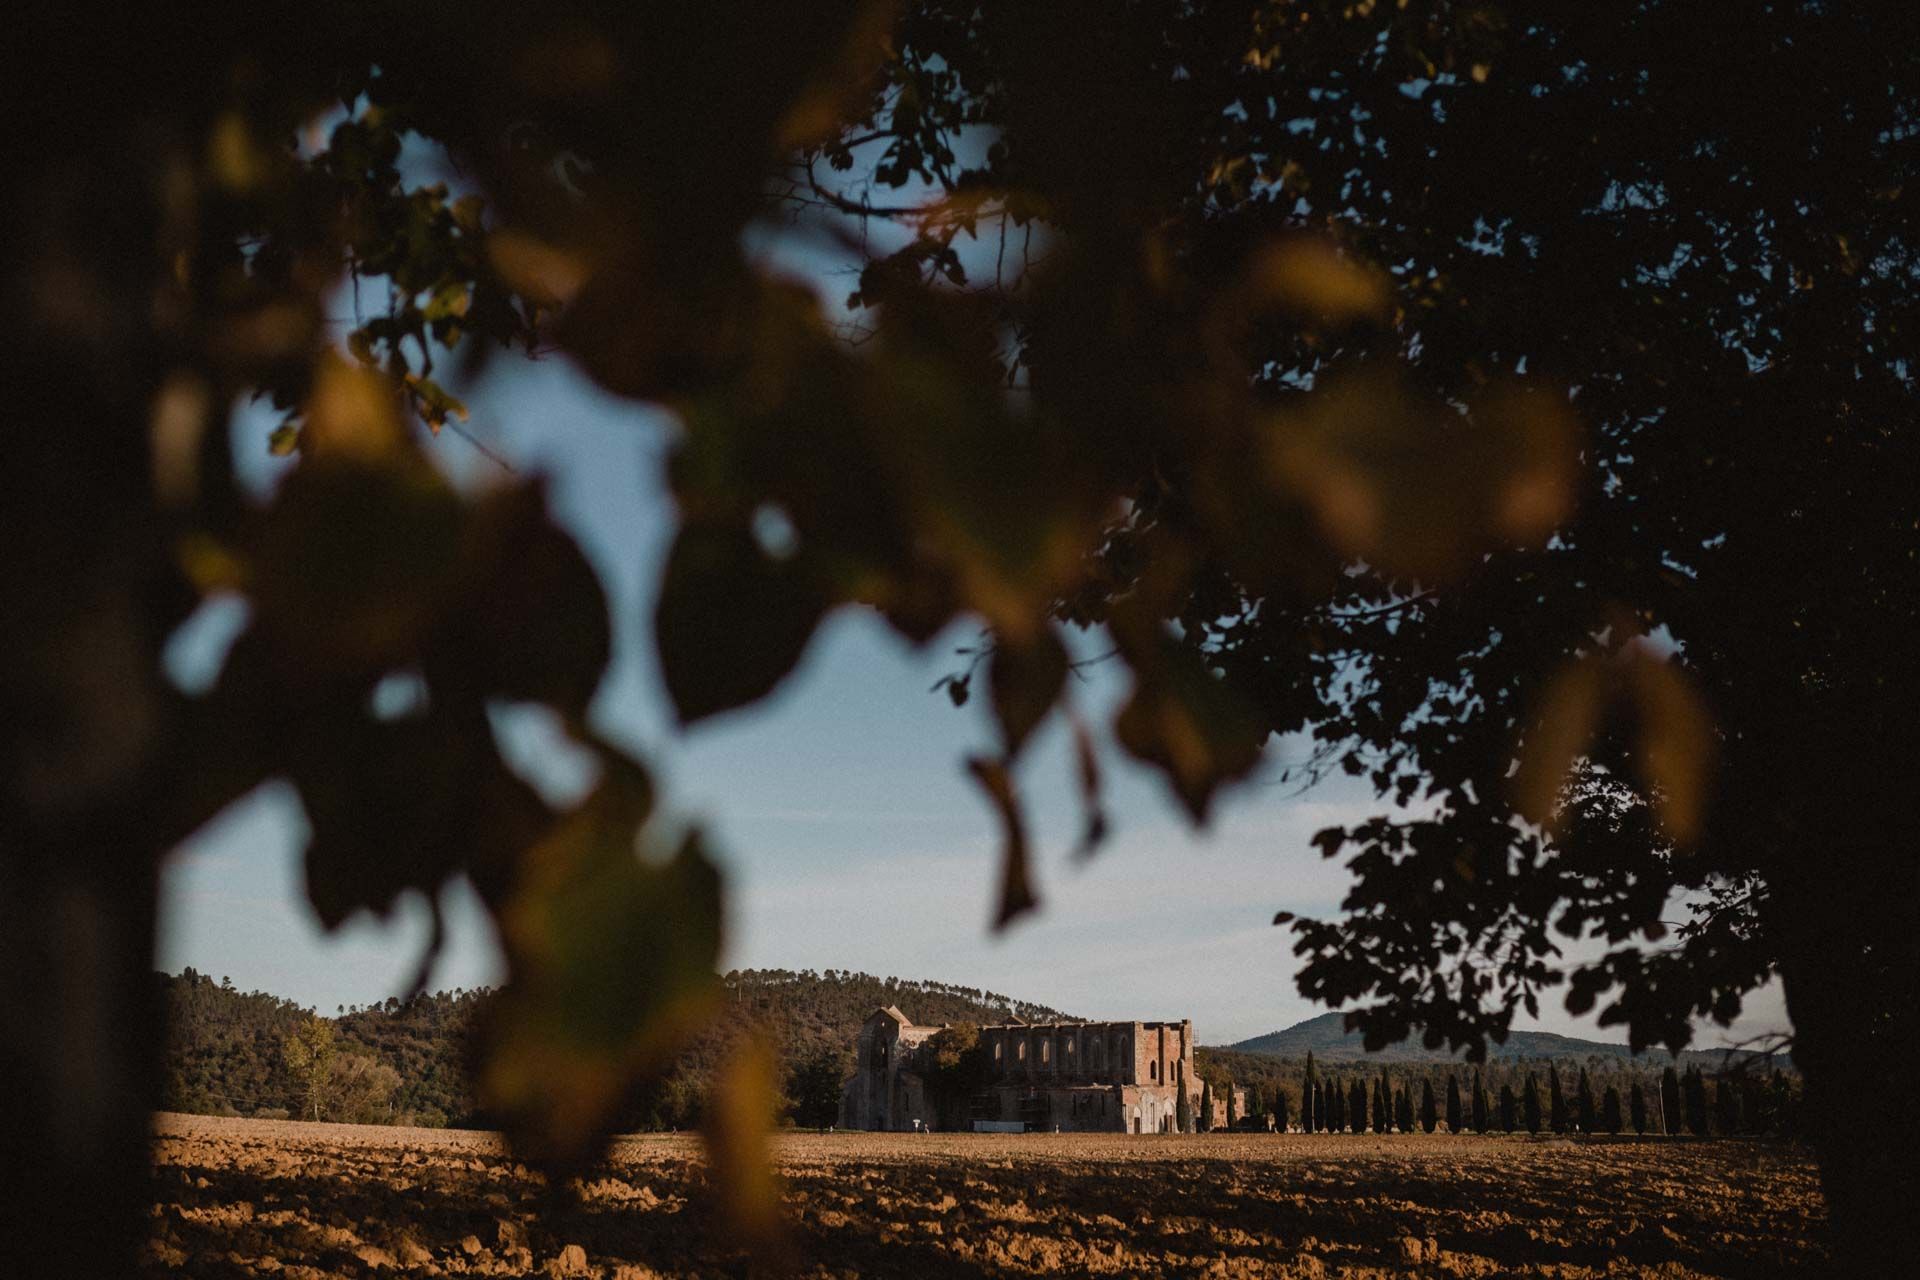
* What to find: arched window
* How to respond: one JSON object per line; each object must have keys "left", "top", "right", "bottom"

{"left": 992, "top": 1040, "right": 1003, "bottom": 1063}
{"left": 1041, "top": 1038, "right": 1051, "bottom": 1065}
{"left": 1016, "top": 1039, "right": 1027, "bottom": 1062}
{"left": 1150, "top": 1060, "right": 1159, "bottom": 1082}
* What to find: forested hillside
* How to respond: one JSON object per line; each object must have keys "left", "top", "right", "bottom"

{"left": 159, "top": 968, "right": 1070, "bottom": 1130}
{"left": 1227, "top": 1011, "right": 1790, "bottom": 1071}
{"left": 160, "top": 970, "right": 489, "bottom": 1125}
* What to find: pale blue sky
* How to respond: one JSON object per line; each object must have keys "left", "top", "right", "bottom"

{"left": 157, "top": 184, "right": 1790, "bottom": 1049}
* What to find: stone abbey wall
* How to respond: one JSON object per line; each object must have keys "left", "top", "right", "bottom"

{"left": 839, "top": 1006, "right": 1232, "bottom": 1133}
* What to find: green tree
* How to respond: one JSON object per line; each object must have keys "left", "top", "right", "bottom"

{"left": 1499, "top": 1085, "right": 1517, "bottom": 1134}
{"left": 1421, "top": 1079, "right": 1438, "bottom": 1134}
{"left": 1349, "top": 1080, "right": 1367, "bottom": 1134}
{"left": 1303, "top": 1052, "right": 1319, "bottom": 1133}
{"left": 330, "top": 1053, "right": 401, "bottom": 1124}
{"left": 1371, "top": 1079, "right": 1388, "bottom": 1133}
{"left": 1395, "top": 1087, "right": 1414, "bottom": 1134}
{"left": 1273, "top": 1086, "right": 1291, "bottom": 1135}
{"left": 786, "top": 1046, "right": 849, "bottom": 1130}
{"left": 1471, "top": 1070, "right": 1489, "bottom": 1133}
{"left": 1630, "top": 1082, "right": 1648, "bottom": 1136}
{"left": 1197, "top": 1080, "right": 1212, "bottom": 1134}
{"left": 281, "top": 1016, "right": 337, "bottom": 1123}
{"left": 1524, "top": 1075, "right": 1544, "bottom": 1135}
{"left": 1446, "top": 1076, "right": 1463, "bottom": 1134}
{"left": 1603, "top": 1086, "right": 1624, "bottom": 1136}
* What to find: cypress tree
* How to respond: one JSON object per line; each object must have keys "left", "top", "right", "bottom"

{"left": 1769, "top": 1072, "right": 1795, "bottom": 1138}
{"left": 1630, "top": 1081, "right": 1648, "bottom": 1135}
{"left": 1684, "top": 1068, "right": 1709, "bottom": 1136}
{"left": 1273, "top": 1086, "right": 1290, "bottom": 1134}
{"left": 1327, "top": 1079, "right": 1342, "bottom": 1132}
{"left": 1524, "top": 1073, "right": 1543, "bottom": 1133}
{"left": 1576, "top": 1067, "right": 1596, "bottom": 1134}
{"left": 1227, "top": 1082, "right": 1240, "bottom": 1131}
{"left": 1303, "top": 1052, "right": 1319, "bottom": 1132}
{"left": 1445, "top": 1076, "right": 1462, "bottom": 1133}
{"left": 1350, "top": 1079, "right": 1367, "bottom": 1133}
{"left": 1714, "top": 1077, "right": 1740, "bottom": 1136}
{"left": 1198, "top": 1079, "right": 1213, "bottom": 1133}
{"left": 1177, "top": 1085, "right": 1194, "bottom": 1134}
{"left": 1421, "top": 1079, "right": 1438, "bottom": 1133}
{"left": 1742, "top": 1074, "right": 1766, "bottom": 1134}
{"left": 1471, "top": 1069, "right": 1488, "bottom": 1132}
{"left": 1603, "top": 1085, "right": 1623, "bottom": 1134}
{"left": 1499, "top": 1084, "right": 1517, "bottom": 1132}
{"left": 1371, "top": 1080, "right": 1387, "bottom": 1133}
{"left": 1549, "top": 1064, "right": 1567, "bottom": 1134}
{"left": 1318, "top": 1081, "right": 1330, "bottom": 1132}
{"left": 1396, "top": 1086, "right": 1414, "bottom": 1133}
{"left": 1379, "top": 1068, "right": 1393, "bottom": 1130}
{"left": 1661, "top": 1066, "right": 1683, "bottom": 1135}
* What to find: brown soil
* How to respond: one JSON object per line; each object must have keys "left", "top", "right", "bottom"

{"left": 145, "top": 1112, "right": 1827, "bottom": 1278}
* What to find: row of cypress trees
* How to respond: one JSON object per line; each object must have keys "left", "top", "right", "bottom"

{"left": 1237, "top": 1052, "right": 1798, "bottom": 1136}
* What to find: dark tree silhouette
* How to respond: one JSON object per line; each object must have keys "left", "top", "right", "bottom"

{"left": 1577, "top": 1067, "right": 1596, "bottom": 1134}
{"left": 1631, "top": 1082, "right": 1648, "bottom": 1136}
{"left": 1663, "top": 1067, "right": 1686, "bottom": 1137}
{"left": 1550, "top": 1065, "right": 1568, "bottom": 1134}
{"left": 1499, "top": 1085, "right": 1517, "bottom": 1134}
{"left": 1472, "top": 1069, "right": 1489, "bottom": 1134}
{"left": 1446, "top": 1076, "right": 1463, "bottom": 1134}
{"left": 1685, "top": 1069, "right": 1711, "bottom": 1136}
{"left": 1421, "top": 1079, "right": 1438, "bottom": 1134}
{"left": 1273, "top": 1086, "right": 1290, "bottom": 1134}
{"left": 1524, "top": 1074, "right": 1543, "bottom": 1135}
{"left": 1603, "top": 1085, "right": 1624, "bottom": 1136}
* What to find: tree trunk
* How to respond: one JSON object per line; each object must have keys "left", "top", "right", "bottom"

{"left": 1773, "top": 849, "right": 1920, "bottom": 1273}
{"left": 0, "top": 825, "right": 161, "bottom": 1276}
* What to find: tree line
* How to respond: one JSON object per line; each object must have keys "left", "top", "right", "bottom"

{"left": 1201, "top": 1049, "right": 1800, "bottom": 1137}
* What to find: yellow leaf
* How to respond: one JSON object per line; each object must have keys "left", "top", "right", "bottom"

{"left": 701, "top": 1038, "right": 788, "bottom": 1259}
{"left": 1512, "top": 660, "right": 1604, "bottom": 832}
{"left": 1627, "top": 654, "right": 1715, "bottom": 844}
{"left": 489, "top": 231, "right": 589, "bottom": 307}
{"left": 304, "top": 353, "right": 406, "bottom": 462}
{"left": 1249, "top": 238, "right": 1390, "bottom": 322}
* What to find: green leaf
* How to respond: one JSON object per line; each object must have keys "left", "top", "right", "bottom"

{"left": 442, "top": 482, "right": 612, "bottom": 718}
{"left": 654, "top": 521, "right": 829, "bottom": 725}
{"left": 477, "top": 753, "right": 722, "bottom": 1167}
{"left": 988, "top": 627, "right": 1068, "bottom": 756}
{"left": 968, "top": 755, "right": 1037, "bottom": 930}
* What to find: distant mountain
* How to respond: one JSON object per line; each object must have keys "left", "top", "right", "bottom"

{"left": 1223, "top": 1011, "right": 1782, "bottom": 1069}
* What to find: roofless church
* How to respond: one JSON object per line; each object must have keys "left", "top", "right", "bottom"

{"left": 839, "top": 1006, "right": 1243, "bottom": 1133}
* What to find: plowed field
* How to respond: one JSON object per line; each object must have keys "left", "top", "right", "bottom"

{"left": 145, "top": 1113, "right": 1826, "bottom": 1277}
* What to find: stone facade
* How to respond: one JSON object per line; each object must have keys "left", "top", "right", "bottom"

{"left": 838, "top": 1006, "right": 1245, "bottom": 1133}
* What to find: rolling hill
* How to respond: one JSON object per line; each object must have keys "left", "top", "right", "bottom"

{"left": 1223, "top": 1010, "right": 1782, "bottom": 1068}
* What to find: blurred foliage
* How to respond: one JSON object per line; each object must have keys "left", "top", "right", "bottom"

{"left": 5, "top": 0, "right": 1918, "bottom": 1267}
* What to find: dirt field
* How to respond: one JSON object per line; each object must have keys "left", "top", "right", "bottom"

{"left": 145, "top": 1112, "right": 1827, "bottom": 1278}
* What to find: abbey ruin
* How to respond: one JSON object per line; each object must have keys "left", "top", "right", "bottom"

{"left": 838, "top": 1006, "right": 1244, "bottom": 1133}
